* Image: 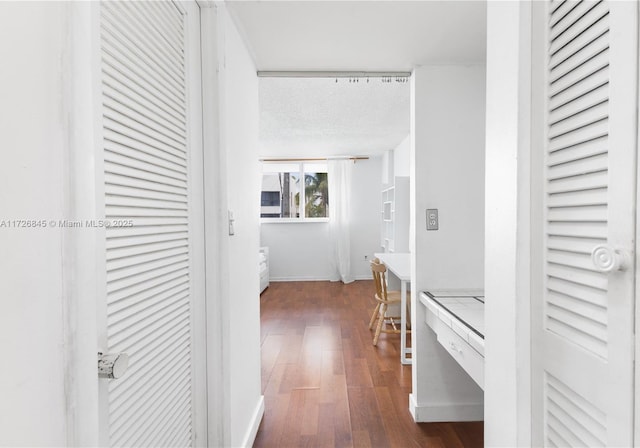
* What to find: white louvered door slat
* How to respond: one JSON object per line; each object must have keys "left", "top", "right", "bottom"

{"left": 97, "top": 1, "right": 204, "bottom": 446}
{"left": 533, "top": 1, "right": 638, "bottom": 446}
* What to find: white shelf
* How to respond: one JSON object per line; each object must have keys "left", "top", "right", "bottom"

{"left": 380, "top": 176, "right": 409, "bottom": 253}
{"left": 382, "top": 201, "right": 393, "bottom": 221}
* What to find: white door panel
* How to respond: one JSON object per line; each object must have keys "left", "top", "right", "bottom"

{"left": 97, "top": 1, "right": 205, "bottom": 446}
{"left": 532, "top": 1, "right": 638, "bottom": 446}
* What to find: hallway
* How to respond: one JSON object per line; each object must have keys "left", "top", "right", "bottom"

{"left": 255, "top": 281, "right": 483, "bottom": 447}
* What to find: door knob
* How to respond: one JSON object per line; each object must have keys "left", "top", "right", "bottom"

{"left": 591, "top": 245, "right": 630, "bottom": 273}
{"left": 98, "top": 352, "right": 129, "bottom": 379}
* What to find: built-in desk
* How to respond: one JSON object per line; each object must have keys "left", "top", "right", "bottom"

{"left": 420, "top": 290, "right": 484, "bottom": 389}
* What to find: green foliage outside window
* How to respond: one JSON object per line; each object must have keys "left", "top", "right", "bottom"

{"left": 305, "top": 172, "right": 328, "bottom": 218}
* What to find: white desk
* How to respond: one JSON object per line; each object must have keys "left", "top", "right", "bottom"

{"left": 420, "top": 290, "right": 485, "bottom": 388}
{"left": 374, "top": 252, "right": 411, "bottom": 364}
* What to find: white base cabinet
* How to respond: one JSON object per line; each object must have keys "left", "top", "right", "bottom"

{"left": 421, "top": 292, "right": 485, "bottom": 390}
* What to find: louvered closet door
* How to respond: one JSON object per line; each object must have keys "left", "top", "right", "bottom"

{"left": 533, "top": 1, "right": 638, "bottom": 446}
{"left": 98, "top": 1, "right": 205, "bottom": 446}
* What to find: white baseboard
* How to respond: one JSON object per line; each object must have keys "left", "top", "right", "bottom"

{"left": 270, "top": 276, "right": 330, "bottom": 282}
{"left": 270, "top": 275, "right": 372, "bottom": 282}
{"left": 409, "top": 393, "right": 484, "bottom": 422}
{"left": 354, "top": 274, "right": 372, "bottom": 281}
{"left": 240, "top": 395, "right": 264, "bottom": 448}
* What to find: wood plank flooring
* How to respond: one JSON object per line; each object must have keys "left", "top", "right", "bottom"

{"left": 254, "top": 280, "right": 483, "bottom": 448}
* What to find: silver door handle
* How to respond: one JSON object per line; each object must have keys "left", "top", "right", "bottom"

{"left": 591, "top": 245, "right": 630, "bottom": 273}
{"left": 98, "top": 352, "right": 129, "bottom": 379}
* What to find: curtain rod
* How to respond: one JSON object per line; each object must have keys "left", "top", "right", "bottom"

{"left": 257, "top": 71, "right": 411, "bottom": 78}
{"left": 260, "top": 156, "right": 369, "bottom": 162}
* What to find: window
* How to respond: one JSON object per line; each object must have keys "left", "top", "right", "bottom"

{"left": 260, "top": 162, "right": 329, "bottom": 220}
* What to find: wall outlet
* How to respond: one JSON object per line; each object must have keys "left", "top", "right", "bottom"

{"left": 426, "top": 209, "right": 439, "bottom": 230}
{"left": 364, "top": 255, "right": 369, "bottom": 261}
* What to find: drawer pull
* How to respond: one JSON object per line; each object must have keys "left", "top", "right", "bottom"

{"left": 449, "top": 341, "right": 463, "bottom": 355}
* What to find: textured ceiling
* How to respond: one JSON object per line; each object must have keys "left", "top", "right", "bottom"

{"left": 235, "top": 0, "right": 487, "bottom": 157}
{"left": 259, "top": 77, "right": 410, "bottom": 157}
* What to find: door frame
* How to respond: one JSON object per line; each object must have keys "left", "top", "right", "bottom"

{"left": 198, "top": 3, "right": 231, "bottom": 446}
{"left": 182, "top": 1, "right": 209, "bottom": 445}
{"left": 62, "top": 2, "right": 104, "bottom": 445}
{"left": 635, "top": 2, "right": 640, "bottom": 442}
{"left": 529, "top": 0, "right": 545, "bottom": 446}
{"left": 484, "top": 1, "right": 534, "bottom": 445}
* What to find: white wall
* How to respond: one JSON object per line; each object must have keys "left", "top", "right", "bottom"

{"left": 391, "top": 136, "right": 411, "bottom": 253}
{"left": 261, "top": 223, "right": 332, "bottom": 280}
{"left": 260, "top": 157, "right": 382, "bottom": 281}
{"left": 0, "top": 3, "right": 70, "bottom": 445}
{"left": 382, "top": 150, "right": 394, "bottom": 185}
{"left": 410, "top": 65, "right": 486, "bottom": 422}
{"left": 218, "top": 6, "right": 264, "bottom": 447}
{"left": 351, "top": 156, "right": 384, "bottom": 275}
{"left": 393, "top": 134, "right": 411, "bottom": 177}
{"left": 413, "top": 66, "right": 485, "bottom": 290}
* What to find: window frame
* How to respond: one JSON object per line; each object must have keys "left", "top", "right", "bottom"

{"left": 260, "top": 161, "right": 330, "bottom": 223}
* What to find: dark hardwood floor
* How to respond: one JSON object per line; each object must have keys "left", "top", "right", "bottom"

{"left": 254, "top": 280, "right": 484, "bottom": 448}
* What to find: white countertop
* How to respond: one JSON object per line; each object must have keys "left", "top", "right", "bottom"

{"left": 429, "top": 295, "right": 485, "bottom": 338}
{"left": 420, "top": 290, "right": 485, "bottom": 356}
{"left": 373, "top": 252, "right": 410, "bottom": 281}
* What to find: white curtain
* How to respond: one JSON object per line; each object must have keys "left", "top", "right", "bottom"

{"left": 328, "top": 159, "right": 354, "bottom": 284}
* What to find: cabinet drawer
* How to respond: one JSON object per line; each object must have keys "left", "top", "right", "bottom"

{"left": 435, "top": 320, "right": 484, "bottom": 390}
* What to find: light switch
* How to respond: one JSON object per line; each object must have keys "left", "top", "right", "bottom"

{"left": 228, "top": 210, "right": 235, "bottom": 236}
{"left": 426, "top": 209, "right": 438, "bottom": 230}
